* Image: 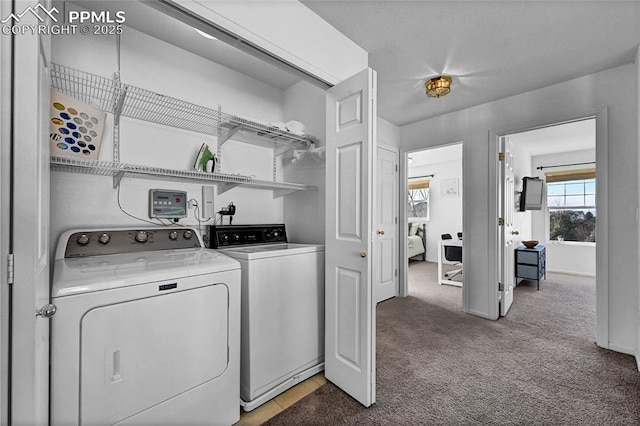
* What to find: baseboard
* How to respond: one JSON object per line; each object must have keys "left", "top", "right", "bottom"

{"left": 545, "top": 268, "right": 595, "bottom": 277}
{"left": 607, "top": 343, "right": 635, "bottom": 356}
{"left": 636, "top": 352, "right": 640, "bottom": 372}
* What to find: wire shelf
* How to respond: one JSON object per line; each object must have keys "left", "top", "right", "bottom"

{"left": 218, "top": 112, "right": 311, "bottom": 152}
{"left": 246, "top": 179, "right": 316, "bottom": 190}
{"left": 50, "top": 63, "right": 123, "bottom": 114}
{"left": 51, "top": 63, "right": 222, "bottom": 135}
{"left": 50, "top": 156, "right": 316, "bottom": 195}
{"left": 51, "top": 62, "right": 315, "bottom": 150}
{"left": 50, "top": 156, "right": 251, "bottom": 185}
{"left": 120, "top": 84, "right": 222, "bottom": 135}
{"left": 49, "top": 63, "right": 318, "bottom": 195}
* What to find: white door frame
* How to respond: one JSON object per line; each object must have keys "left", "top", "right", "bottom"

{"left": 399, "top": 142, "right": 466, "bottom": 303}
{"left": 0, "top": 0, "right": 13, "bottom": 422}
{"left": 488, "top": 110, "right": 608, "bottom": 345}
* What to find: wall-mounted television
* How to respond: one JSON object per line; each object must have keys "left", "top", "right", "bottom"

{"left": 519, "top": 177, "right": 544, "bottom": 211}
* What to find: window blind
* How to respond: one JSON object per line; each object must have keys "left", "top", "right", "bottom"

{"left": 545, "top": 168, "right": 596, "bottom": 183}
{"left": 408, "top": 178, "right": 429, "bottom": 190}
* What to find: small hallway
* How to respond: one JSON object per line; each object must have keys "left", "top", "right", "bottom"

{"left": 259, "top": 262, "right": 640, "bottom": 424}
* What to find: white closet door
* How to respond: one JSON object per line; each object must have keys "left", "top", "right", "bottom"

{"left": 325, "top": 68, "right": 377, "bottom": 407}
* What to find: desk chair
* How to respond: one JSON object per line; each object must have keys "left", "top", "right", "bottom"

{"left": 441, "top": 233, "right": 462, "bottom": 279}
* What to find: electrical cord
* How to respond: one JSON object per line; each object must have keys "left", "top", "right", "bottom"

{"left": 117, "top": 184, "right": 168, "bottom": 226}
{"left": 188, "top": 198, "right": 212, "bottom": 242}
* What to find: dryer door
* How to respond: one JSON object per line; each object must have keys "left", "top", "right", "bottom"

{"left": 80, "top": 283, "right": 229, "bottom": 425}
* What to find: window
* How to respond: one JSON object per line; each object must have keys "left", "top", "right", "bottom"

{"left": 408, "top": 178, "right": 429, "bottom": 220}
{"left": 546, "top": 168, "right": 596, "bottom": 242}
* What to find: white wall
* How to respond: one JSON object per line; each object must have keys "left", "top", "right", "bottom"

{"left": 50, "top": 26, "right": 293, "bottom": 258}
{"left": 408, "top": 157, "right": 462, "bottom": 262}
{"left": 510, "top": 140, "right": 534, "bottom": 244}
{"left": 400, "top": 64, "right": 638, "bottom": 354}
{"left": 283, "top": 80, "right": 327, "bottom": 244}
{"left": 379, "top": 118, "right": 400, "bottom": 149}
{"left": 531, "top": 149, "right": 597, "bottom": 276}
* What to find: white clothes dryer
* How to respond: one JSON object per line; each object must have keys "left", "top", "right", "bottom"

{"left": 50, "top": 227, "right": 240, "bottom": 426}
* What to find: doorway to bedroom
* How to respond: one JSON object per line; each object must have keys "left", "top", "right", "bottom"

{"left": 406, "top": 143, "right": 463, "bottom": 302}
{"left": 499, "top": 118, "right": 597, "bottom": 316}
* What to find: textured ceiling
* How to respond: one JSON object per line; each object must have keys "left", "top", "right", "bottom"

{"left": 302, "top": 1, "right": 640, "bottom": 126}
{"left": 72, "top": 1, "right": 640, "bottom": 128}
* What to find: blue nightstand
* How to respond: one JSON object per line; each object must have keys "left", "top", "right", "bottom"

{"left": 515, "top": 245, "right": 546, "bottom": 290}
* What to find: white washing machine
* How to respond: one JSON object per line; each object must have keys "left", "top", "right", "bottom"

{"left": 209, "top": 224, "right": 325, "bottom": 412}
{"left": 50, "top": 227, "right": 241, "bottom": 426}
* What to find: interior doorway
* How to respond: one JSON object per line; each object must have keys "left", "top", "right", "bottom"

{"left": 498, "top": 118, "right": 597, "bottom": 316}
{"left": 403, "top": 143, "right": 464, "bottom": 301}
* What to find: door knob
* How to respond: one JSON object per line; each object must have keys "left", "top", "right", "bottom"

{"left": 360, "top": 252, "right": 367, "bottom": 258}
{"left": 511, "top": 231, "right": 520, "bottom": 235}
{"left": 377, "top": 230, "right": 385, "bottom": 235}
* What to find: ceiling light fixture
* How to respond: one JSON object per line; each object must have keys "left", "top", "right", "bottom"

{"left": 425, "top": 76, "right": 452, "bottom": 98}
{"left": 195, "top": 28, "right": 217, "bottom": 40}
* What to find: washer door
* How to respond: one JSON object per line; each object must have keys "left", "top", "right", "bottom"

{"left": 79, "top": 283, "right": 229, "bottom": 425}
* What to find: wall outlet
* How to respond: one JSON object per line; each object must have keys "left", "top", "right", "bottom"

{"left": 202, "top": 186, "right": 215, "bottom": 218}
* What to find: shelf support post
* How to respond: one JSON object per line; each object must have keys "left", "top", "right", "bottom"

{"left": 112, "top": 72, "right": 127, "bottom": 164}
{"left": 273, "top": 143, "right": 278, "bottom": 182}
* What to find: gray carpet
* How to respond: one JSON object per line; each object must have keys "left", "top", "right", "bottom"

{"left": 264, "top": 261, "right": 640, "bottom": 425}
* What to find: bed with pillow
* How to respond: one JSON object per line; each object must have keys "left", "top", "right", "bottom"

{"left": 408, "top": 222, "right": 426, "bottom": 260}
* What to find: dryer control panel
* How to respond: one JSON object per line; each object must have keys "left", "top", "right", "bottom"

{"left": 64, "top": 228, "right": 201, "bottom": 258}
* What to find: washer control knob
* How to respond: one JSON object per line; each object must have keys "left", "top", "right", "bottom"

{"left": 98, "top": 233, "right": 110, "bottom": 244}
{"left": 76, "top": 234, "right": 90, "bottom": 246}
{"left": 135, "top": 231, "right": 149, "bottom": 243}
{"left": 183, "top": 230, "right": 193, "bottom": 240}
{"left": 169, "top": 231, "right": 178, "bottom": 240}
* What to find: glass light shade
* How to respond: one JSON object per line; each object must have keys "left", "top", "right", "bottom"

{"left": 425, "top": 76, "right": 452, "bottom": 98}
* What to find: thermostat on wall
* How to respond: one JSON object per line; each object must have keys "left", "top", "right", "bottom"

{"left": 149, "top": 189, "right": 187, "bottom": 219}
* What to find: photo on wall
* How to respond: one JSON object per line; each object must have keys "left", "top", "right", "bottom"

{"left": 441, "top": 178, "right": 459, "bottom": 198}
